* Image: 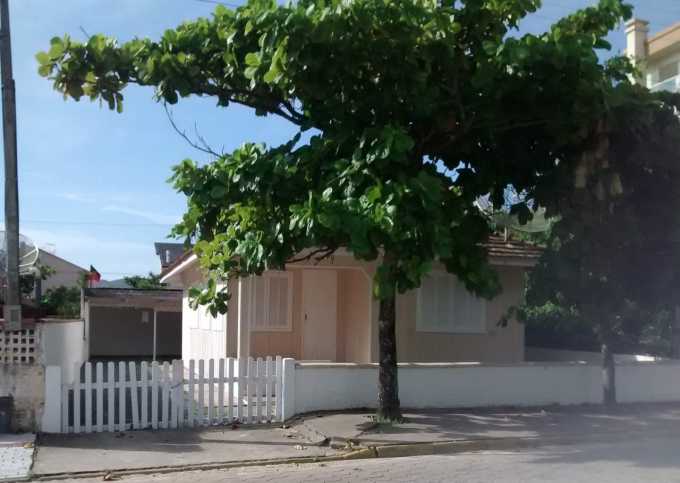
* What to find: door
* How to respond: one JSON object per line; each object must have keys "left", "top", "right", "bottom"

{"left": 302, "top": 270, "right": 338, "bottom": 360}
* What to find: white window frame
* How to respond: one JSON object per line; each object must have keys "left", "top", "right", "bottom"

{"left": 416, "top": 270, "right": 487, "bottom": 334}
{"left": 249, "top": 271, "right": 294, "bottom": 332}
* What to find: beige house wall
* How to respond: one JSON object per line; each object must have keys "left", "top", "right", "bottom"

{"left": 249, "top": 264, "right": 374, "bottom": 361}
{"left": 390, "top": 265, "right": 525, "bottom": 363}
{"left": 339, "top": 269, "right": 371, "bottom": 363}
{"left": 174, "top": 255, "right": 526, "bottom": 364}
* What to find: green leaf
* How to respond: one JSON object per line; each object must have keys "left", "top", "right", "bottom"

{"left": 245, "top": 52, "right": 260, "bottom": 67}
{"left": 35, "top": 51, "right": 50, "bottom": 65}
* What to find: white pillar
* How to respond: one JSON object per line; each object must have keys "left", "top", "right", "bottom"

{"left": 625, "top": 18, "right": 649, "bottom": 84}
{"left": 42, "top": 365, "right": 62, "bottom": 433}
{"left": 237, "top": 277, "right": 251, "bottom": 359}
{"left": 281, "top": 358, "right": 296, "bottom": 421}
{"left": 152, "top": 309, "right": 157, "bottom": 361}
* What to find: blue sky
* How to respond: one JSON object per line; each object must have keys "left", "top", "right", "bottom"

{"left": 0, "top": 0, "right": 679, "bottom": 279}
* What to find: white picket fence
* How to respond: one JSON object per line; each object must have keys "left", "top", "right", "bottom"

{"left": 59, "top": 357, "right": 283, "bottom": 433}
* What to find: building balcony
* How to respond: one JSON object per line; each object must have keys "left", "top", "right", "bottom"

{"left": 650, "top": 75, "right": 680, "bottom": 93}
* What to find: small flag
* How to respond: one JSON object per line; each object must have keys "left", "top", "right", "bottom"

{"left": 88, "top": 265, "right": 101, "bottom": 283}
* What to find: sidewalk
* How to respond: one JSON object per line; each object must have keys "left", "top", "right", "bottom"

{"left": 32, "top": 402, "right": 680, "bottom": 479}
{"left": 33, "top": 424, "right": 339, "bottom": 478}
{"left": 0, "top": 433, "right": 35, "bottom": 482}
{"left": 297, "top": 402, "right": 680, "bottom": 453}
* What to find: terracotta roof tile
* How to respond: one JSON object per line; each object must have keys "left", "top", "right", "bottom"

{"left": 484, "top": 235, "right": 543, "bottom": 261}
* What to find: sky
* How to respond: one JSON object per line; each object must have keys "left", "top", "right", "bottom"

{"left": 0, "top": 0, "right": 679, "bottom": 280}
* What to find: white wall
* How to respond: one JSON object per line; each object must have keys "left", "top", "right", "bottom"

{"left": 39, "top": 319, "right": 87, "bottom": 383}
{"left": 525, "top": 347, "right": 661, "bottom": 364}
{"left": 182, "top": 289, "right": 227, "bottom": 362}
{"left": 292, "top": 361, "right": 680, "bottom": 415}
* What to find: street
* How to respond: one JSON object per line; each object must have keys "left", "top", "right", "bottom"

{"left": 40, "top": 435, "right": 680, "bottom": 483}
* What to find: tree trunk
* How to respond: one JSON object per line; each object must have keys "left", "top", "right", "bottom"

{"left": 377, "top": 291, "right": 402, "bottom": 421}
{"left": 601, "top": 340, "right": 616, "bottom": 406}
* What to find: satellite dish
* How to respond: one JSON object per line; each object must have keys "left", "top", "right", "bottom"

{"left": 475, "top": 196, "right": 552, "bottom": 234}
{"left": 0, "top": 231, "right": 40, "bottom": 275}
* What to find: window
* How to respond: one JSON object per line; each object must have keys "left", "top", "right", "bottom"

{"left": 250, "top": 271, "right": 293, "bottom": 331}
{"left": 416, "top": 271, "right": 487, "bottom": 333}
{"left": 658, "top": 62, "right": 679, "bottom": 82}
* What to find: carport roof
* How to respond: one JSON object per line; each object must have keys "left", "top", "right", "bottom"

{"left": 83, "top": 288, "right": 182, "bottom": 311}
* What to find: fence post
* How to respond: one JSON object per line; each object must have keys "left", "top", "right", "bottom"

{"left": 42, "top": 365, "right": 62, "bottom": 433}
{"left": 280, "top": 358, "right": 296, "bottom": 421}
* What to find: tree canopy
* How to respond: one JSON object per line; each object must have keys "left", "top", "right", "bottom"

{"left": 523, "top": 86, "right": 680, "bottom": 402}
{"left": 38, "top": 0, "right": 635, "bottom": 418}
{"left": 124, "top": 272, "right": 166, "bottom": 290}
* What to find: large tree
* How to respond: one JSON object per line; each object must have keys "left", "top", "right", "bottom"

{"left": 38, "top": 0, "right": 633, "bottom": 420}
{"left": 524, "top": 86, "right": 680, "bottom": 405}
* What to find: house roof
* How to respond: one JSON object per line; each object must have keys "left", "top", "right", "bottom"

{"left": 160, "top": 235, "right": 542, "bottom": 283}
{"left": 38, "top": 249, "right": 88, "bottom": 273}
{"left": 154, "top": 242, "right": 191, "bottom": 269}
{"left": 484, "top": 235, "right": 543, "bottom": 265}
{"left": 159, "top": 249, "right": 196, "bottom": 279}
{"left": 648, "top": 20, "right": 680, "bottom": 60}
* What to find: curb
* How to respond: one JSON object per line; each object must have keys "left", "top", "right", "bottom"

{"left": 368, "top": 427, "right": 680, "bottom": 459}
{"left": 29, "top": 449, "right": 373, "bottom": 481}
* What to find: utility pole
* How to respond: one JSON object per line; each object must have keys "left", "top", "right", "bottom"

{"left": 0, "top": 0, "right": 21, "bottom": 330}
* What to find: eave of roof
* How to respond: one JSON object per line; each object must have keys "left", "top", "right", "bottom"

{"left": 159, "top": 235, "right": 542, "bottom": 283}
{"left": 159, "top": 251, "right": 198, "bottom": 283}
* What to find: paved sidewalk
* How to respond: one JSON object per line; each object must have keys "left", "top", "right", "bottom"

{"left": 33, "top": 402, "right": 680, "bottom": 479}
{"left": 33, "top": 424, "right": 338, "bottom": 477}
{"left": 33, "top": 435, "right": 680, "bottom": 483}
{"left": 298, "top": 402, "right": 680, "bottom": 448}
{"left": 0, "top": 433, "right": 35, "bottom": 482}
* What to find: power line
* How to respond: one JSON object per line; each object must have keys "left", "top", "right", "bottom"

{"left": 194, "top": 0, "right": 242, "bottom": 7}
{"left": 2, "top": 219, "right": 176, "bottom": 227}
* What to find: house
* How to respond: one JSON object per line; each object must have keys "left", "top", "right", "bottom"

{"left": 34, "top": 249, "right": 87, "bottom": 298}
{"left": 155, "top": 242, "right": 190, "bottom": 270}
{"left": 625, "top": 18, "right": 680, "bottom": 93}
{"left": 160, "top": 236, "right": 540, "bottom": 364}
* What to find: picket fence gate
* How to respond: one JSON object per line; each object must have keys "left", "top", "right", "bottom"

{"left": 60, "top": 356, "right": 283, "bottom": 434}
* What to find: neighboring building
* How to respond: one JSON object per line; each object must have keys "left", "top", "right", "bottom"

{"left": 82, "top": 288, "right": 182, "bottom": 361}
{"left": 625, "top": 18, "right": 680, "bottom": 92}
{"left": 155, "top": 242, "right": 190, "bottom": 270}
{"left": 35, "top": 249, "right": 87, "bottom": 295}
{"left": 161, "top": 237, "right": 540, "bottom": 364}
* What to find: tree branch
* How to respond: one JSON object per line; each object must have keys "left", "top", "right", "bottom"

{"left": 164, "top": 103, "right": 222, "bottom": 157}
{"left": 286, "top": 247, "right": 337, "bottom": 265}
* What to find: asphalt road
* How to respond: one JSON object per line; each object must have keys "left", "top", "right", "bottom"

{"left": 40, "top": 435, "right": 680, "bottom": 482}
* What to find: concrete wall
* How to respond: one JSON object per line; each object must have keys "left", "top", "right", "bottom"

{"left": 39, "top": 319, "right": 87, "bottom": 382}
{"left": 0, "top": 364, "right": 44, "bottom": 432}
{"left": 90, "top": 307, "right": 181, "bottom": 358}
{"left": 292, "top": 360, "right": 680, "bottom": 415}
{"left": 525, "top": 347, "right": 662, "bottom": 364}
